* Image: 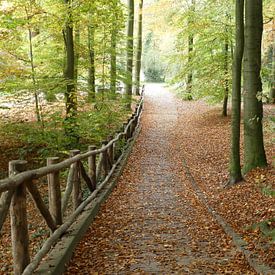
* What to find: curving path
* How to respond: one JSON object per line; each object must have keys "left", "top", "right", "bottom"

{"left": 66, "top": 84, "right": 254, "bottom": 274}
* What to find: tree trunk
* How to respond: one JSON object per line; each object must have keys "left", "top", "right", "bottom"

{"left": 222, "top": 38, "right": 229, "bottom": 117}
{"left": 88, "top": 19, "right": 96, "bottom": 101}
{"left": 125, "top": 0, "right": 134, "bottom": 109}
{"left": 28, "top": 28, "right": 41, "bottom": 123}
{"left": 229, "top": 0, "right": 244, "bottom": 184}
{"left": 110, "top": 0, "right": 118, "bottom": 97}
{"left": 110, "top": 29, "right": 117, "bottom": 95}
{"left": 269, "top": 39, "right": 275, "bottom": 103}
{"left": 135, "top": 0, "right": 144, "bottom": 96}
{"left": 243, "top": 0, "right": 267, "bottom": 173}
{"left": 74, "top": 25, "right": 80, "bottom": 82}
{"left": 63, "top": 0, "right": 78, "bottom": 144}
{"left": 186, "top": 0, "right": 195, "bottom": 100}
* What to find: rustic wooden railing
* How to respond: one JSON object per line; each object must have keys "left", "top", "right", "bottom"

{"left": 0, "top": 87, "right": 144, "bottom": 275}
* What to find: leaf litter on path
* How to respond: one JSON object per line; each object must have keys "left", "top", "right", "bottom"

{"left": 66, "top": 84, "right": 274, "bottom": 274}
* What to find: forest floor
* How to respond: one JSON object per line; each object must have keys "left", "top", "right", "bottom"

{"left": 65, "top": 84, "right": 274, "bottom": 274}
{"left": 0, "top": 84, "right": 274, "bottom": 274}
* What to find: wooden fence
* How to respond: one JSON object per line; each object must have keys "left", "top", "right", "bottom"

{"left": 0, "top": 88, "right": 144, "bottom": 275}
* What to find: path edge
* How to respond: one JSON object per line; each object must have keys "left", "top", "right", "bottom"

{"left": 182, "top": 158, "right": 275, "bottom": 275}
{"left": 35, "top": 128, "right": 141, "bottom": 275}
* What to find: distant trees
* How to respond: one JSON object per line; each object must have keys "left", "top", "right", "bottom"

{"left": 143, "top": 32, "right": 166, "bottom": 82}
{"left": 170, "top": 0, "right": 234, "bottom": 108}
{"left": 0, "top": 0, "right": 145, "bottom": 145}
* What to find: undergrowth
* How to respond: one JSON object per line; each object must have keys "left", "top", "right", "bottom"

{"left": 0, "top": 95, "right": 132, "bottom": 170}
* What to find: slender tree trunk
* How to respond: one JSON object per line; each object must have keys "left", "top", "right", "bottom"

{"left": 101, "top": 25, "right": 106, "bottom": 96}
{"left": 63, "top": 0, "right": 78, "bottom": 143}
{"left": 222, "top": 39, "right": 229, "bottom": 117}
{"left": 186, "top": 0, "right": 195, "bottom": 100}
{"left": 135, "top": 0, "right": 144, "bottom": 96}
{"left": 110, "top": 28, "right": 117, "bottom": 95}
{"left": 88, "top": 19, "right": 96, "bottom": 101}
{"left": 74, "top": 25, "right": 80, "bottom": 82}
{"left": 27, "top": 22, "right": 41, "bottom": 122}
{"left": 125, "top": 0, "right": 134, "bottom": 109}
{"left": 243, "top": 0, "right": 267, "bottom": 173}
{"left": 229, "top": 0, "right": 244, "bottom": 184}
{"left": 110, "top": 0, "right": 118, "bottom": 96}
{"left": 269, "top": 38, "right": 275, "bottom": 103}
{"left": 186, "top": 35, "right": 193, "bottom": 97}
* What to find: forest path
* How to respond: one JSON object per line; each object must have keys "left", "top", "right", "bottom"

{"left": 66, "top": 84, "right": 254, "bottom": 274}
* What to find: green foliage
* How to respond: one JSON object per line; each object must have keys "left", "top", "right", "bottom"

{"left": 262, "top": 186, "right": 275, "bottom": 197}
{"left": 166, "top": 0, "right": 234, "bottom": 103}
{"left": 77, "top": 95, "right": 130, "bottom": 145}
{"left": 0, "top": 94, "right": 130, "bottom": 165}
{"left": 249, "top": 218, "right": 275, "bottom": 243}
{"left": 143, "top": 32, "right": 166, "bottom": 82}
{"left": 0, "top": 0, "right": 131, "bottom": 160}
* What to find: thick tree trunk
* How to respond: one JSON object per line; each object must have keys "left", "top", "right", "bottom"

{"left": 229, "top": 0, "right": 244, "bottom": 184}
{"left": 243, "top": 0, "right": 267, "bottom": 173}
{"left": 222, "top": 40, "right": 229, "bottom": 117}
{"left": 270, "top": 39, "right": 275, "bottom": 103}
{"left": 125, "top": 0, "right": 134, "bottom": 109}
{"left": 88, "top": 21, "right": 96, "bottom": 101}
{"left": 64, "top": 0, "right": 78, "bottom": 143}
{"left": 135, "top": 0, "right": 144, "bottom": 96}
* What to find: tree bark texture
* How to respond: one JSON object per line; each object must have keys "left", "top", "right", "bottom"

{"left": 229, "top": 0, "right": 244, "bottom": 184}
{"left": 135, "top": 0, "right": 144, "bottom": 96}
{"left": 9, "top": 161, "right": 30, "bottom": 275}
{"left": 64, "top": 0, "right": 78, "bottom": 142}
{"left": 243, "top": 0, "right": 267, "bottom": 173}
{"left": 222, "top": 39, "right": 229, "bottom": 117}
{"left": 125, "top": 0, "right": 134, "bottom": 108}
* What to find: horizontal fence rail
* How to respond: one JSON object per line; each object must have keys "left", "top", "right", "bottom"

{"left": 0, "top": 86, "right": 145, "bottom": 275}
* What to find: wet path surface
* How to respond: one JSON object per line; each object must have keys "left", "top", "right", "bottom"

{"left": 66, "top": 84, "right": 253, "bottom": 274}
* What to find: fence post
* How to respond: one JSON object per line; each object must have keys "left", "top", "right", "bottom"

{"left": 127, "top": 117, "right": 132, "bottom": 139}
{"left": 47, "top": 157, "right": 62, "bottom": 226}
{"left": 130, "top": 114, "right": 136, "bottom": 137}
{"left": 88, "top": 145, "right": 97, "bottom": 187}
{"left": 70, "top": 150, "right": 81, "bottom": 211}
{"left": 0, "top": 189, "right": 14, "bottom": 233}
{"left": 101, "top": 141, "right": 109, "bottom": 177}
{"left": 123, "top": 123, "right": 127, "bottom": 140}
{"left": 9, "top": 160, "right": 30, "bottom": 275}
{"left": 108, "top": 136, "right": 114, "bottom": 167}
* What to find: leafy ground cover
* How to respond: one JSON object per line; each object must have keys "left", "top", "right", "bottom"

{"left": 0, "top": 93, "right": 134, "bottom": 178}
{"left": 0, "top": 92, "right": 136, "bottom": 273}
{"left": 65, "top": 84, "right": 274, "bottom": 274}
{"left": 0, "top": 84, "right": 274, "bottom": 273}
